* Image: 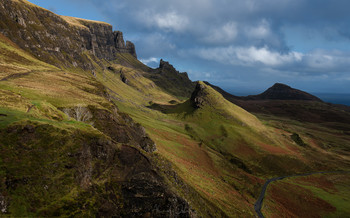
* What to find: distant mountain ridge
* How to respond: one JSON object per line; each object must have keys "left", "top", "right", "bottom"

{"left": 248, "top": 83, "right": 322, "bottom": 102}
{"left": 204, "top": 81, "right": 350, "bottom": 127}
{"left": 204, "top": 81, "right": 322, "bottom": 102}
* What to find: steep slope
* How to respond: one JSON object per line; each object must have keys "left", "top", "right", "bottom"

{"left": 0, "top": 0, "right": 136, "bottom": 70}
{"left": 189, "top": 82, "right": 266, "bottom": 131}
{"left": 0, "top": 32, "right": 193, "bottom": 216}
{"left": 1, "top": 1, "right": 350, "bottom": 217}
{"left": 203, "top": 81, "right": 242, "bottom": 102}
{"left": 146, "top": 59, "right": 195, "bottom": 98}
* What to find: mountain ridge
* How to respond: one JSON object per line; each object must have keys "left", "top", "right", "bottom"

{"left": 204, "top": 81, "right": 322, "bottom": 102}
{"left": 1, "top": 1, "right": 350, "bottom": 217}
{"left": 249, "top": 83, "right": 322, "bottom": 102}
{"left": 0, "top": 0, "right": 136, "bottom": 70}
{"left": 204, "top": 81, "right": 350, "bottom": 126}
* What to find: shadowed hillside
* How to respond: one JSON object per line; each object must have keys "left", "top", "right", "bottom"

{"left": 205, "top": 81, "right": 350, "bottom": 130}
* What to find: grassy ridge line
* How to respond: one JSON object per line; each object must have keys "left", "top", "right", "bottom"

{"left": 95, "top": 60, "right": 312, "bottom": 216}
{"left": 93, "top": 62, "right": 264, "bottom": 216}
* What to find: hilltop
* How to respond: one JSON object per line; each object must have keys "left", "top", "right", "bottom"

{"left": 205, "top": 81, "right": 350, "bottom": 128}
{"left": 205, "top": 81, "right": 322, "bottom": 102}
{"left": 247, "top": 83, "right": 322, "bottom": 101}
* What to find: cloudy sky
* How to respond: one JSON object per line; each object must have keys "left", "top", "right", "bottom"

{"left": 29, "top": 0, "right": 350, "bottom": 94}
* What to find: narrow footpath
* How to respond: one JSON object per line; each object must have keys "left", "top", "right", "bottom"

{"left": 254, "top": 171, "right": 350, "bottom": 218}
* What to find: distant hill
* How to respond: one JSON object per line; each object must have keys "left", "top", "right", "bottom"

{"left": 205, "top": 82, "right": 322, "bottom": 102}
{"left": 205, "top": 81, "right": 350, "bottom": 129}
{"left": 247, "top": 83, "right": 322, "bottom": 102}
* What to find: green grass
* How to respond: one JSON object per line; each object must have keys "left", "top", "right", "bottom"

{"left": 1, "top": 18, "right": 350, "bottom": 217}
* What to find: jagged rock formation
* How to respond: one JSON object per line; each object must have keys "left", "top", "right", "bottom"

{"left": 0, "top": 0, "right": 136, "bottom": 70}
{"left": 190, "top": 82, "right": 209, "bottom": 108}
{"left": 146, "top": 59, "right": 195, "bottom": 98}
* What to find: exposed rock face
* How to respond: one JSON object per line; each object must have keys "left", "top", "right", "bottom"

{"left": 117, "top": 145, "right": 192, "bottom": 217}
{"left": 159, "top": 59, "right": 186, "bottom": 76}
{"left": 190, "top": 82, "right": 208, "bottom": 108}
{"left": 0, "top": 193, "right": 8, "bottom": 214}
{"left": 0, "top": 122, "right": 191, "bottom": 217}
{"left": 0, "top": 0, "right": 137, "bottom": 69}
{"left": 251, "top": 83, "right": 323, "bottom": 101}
{"left": 62, "top": 105, "right": 157, "bottom": 153}
{"left": 146, "top": 59, "right": 195, "bottom": 98}
{"left": 125, "top": 40, "right": 137, "bottom": 58}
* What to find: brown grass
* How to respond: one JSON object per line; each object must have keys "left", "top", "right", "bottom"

{"left": 264, "top": 181, "right": 336, "bottom": 218}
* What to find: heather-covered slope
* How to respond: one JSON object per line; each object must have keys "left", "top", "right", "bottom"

{"left": 0, "top": 32, "right": 193, "bottom": 216}
{"left": 1, "top": 1, "right": 350, "bottom": 217}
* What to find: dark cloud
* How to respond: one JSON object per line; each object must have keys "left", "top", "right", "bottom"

{"left": 83, "top": 0, "right": 350, "bottom": 93}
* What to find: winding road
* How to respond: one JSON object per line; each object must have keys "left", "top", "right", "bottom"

{"left": 254, "top": 171, "right": 350, "bottom": 218}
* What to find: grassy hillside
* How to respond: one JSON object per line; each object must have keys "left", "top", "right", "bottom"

{"left": 93, "top": 55, "right": 350, "bottom": 216}
{"left": 263, "top": 173, "right": 350, "bottom": 217}
{"left": 1, "top": 1, "right": 350, "bottom": 216}
{"left": 0, "top": 33, "right": 196, "bottom": 216}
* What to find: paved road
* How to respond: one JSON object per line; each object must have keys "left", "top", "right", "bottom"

{"left": 254, "top": 171, "right": 350, "bottom": 218}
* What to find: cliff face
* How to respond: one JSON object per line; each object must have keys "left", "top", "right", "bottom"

{"left": 0, "top": 0, "right": 136, "bottom": 70}
{"left": 146, "top": 59, "right": 195, "bottom": 98}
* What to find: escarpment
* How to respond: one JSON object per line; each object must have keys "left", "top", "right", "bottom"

{"left": 0, "top": 0, "right": 136, "bottom": 70}
{"left": 0, "top": 122, "right": 192, "bottom": 217}
{"left": 146, "top": 59, "right": 195, "bottom": 98}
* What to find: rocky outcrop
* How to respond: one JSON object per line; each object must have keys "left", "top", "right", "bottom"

{"left": 190, "top": 82, "right": 208, "bottom": 109}
{"left": 0, "top": 0, "right": 137, "bottom": 70}
{"left": 117, "top": 145, "right": 192, "bottom": 217}
{"left": 0, "top": 122, "right": 192, "bottom": 217}
{"left": 62, "top": 105, "right": 156, "bottom": 153}
{"left": 158, "top": 59, "right": 187, "bottom": 77}
{"left": 146, "top": 59, "right": 195, "bottom": 98}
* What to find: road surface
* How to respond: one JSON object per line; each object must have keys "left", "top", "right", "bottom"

{"left": 254, "top": 171, "right": 350, "bottom": 218}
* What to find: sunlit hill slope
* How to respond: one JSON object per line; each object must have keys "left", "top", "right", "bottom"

{"left": 1, "top": 0, "right": 350, "bottom": 217}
